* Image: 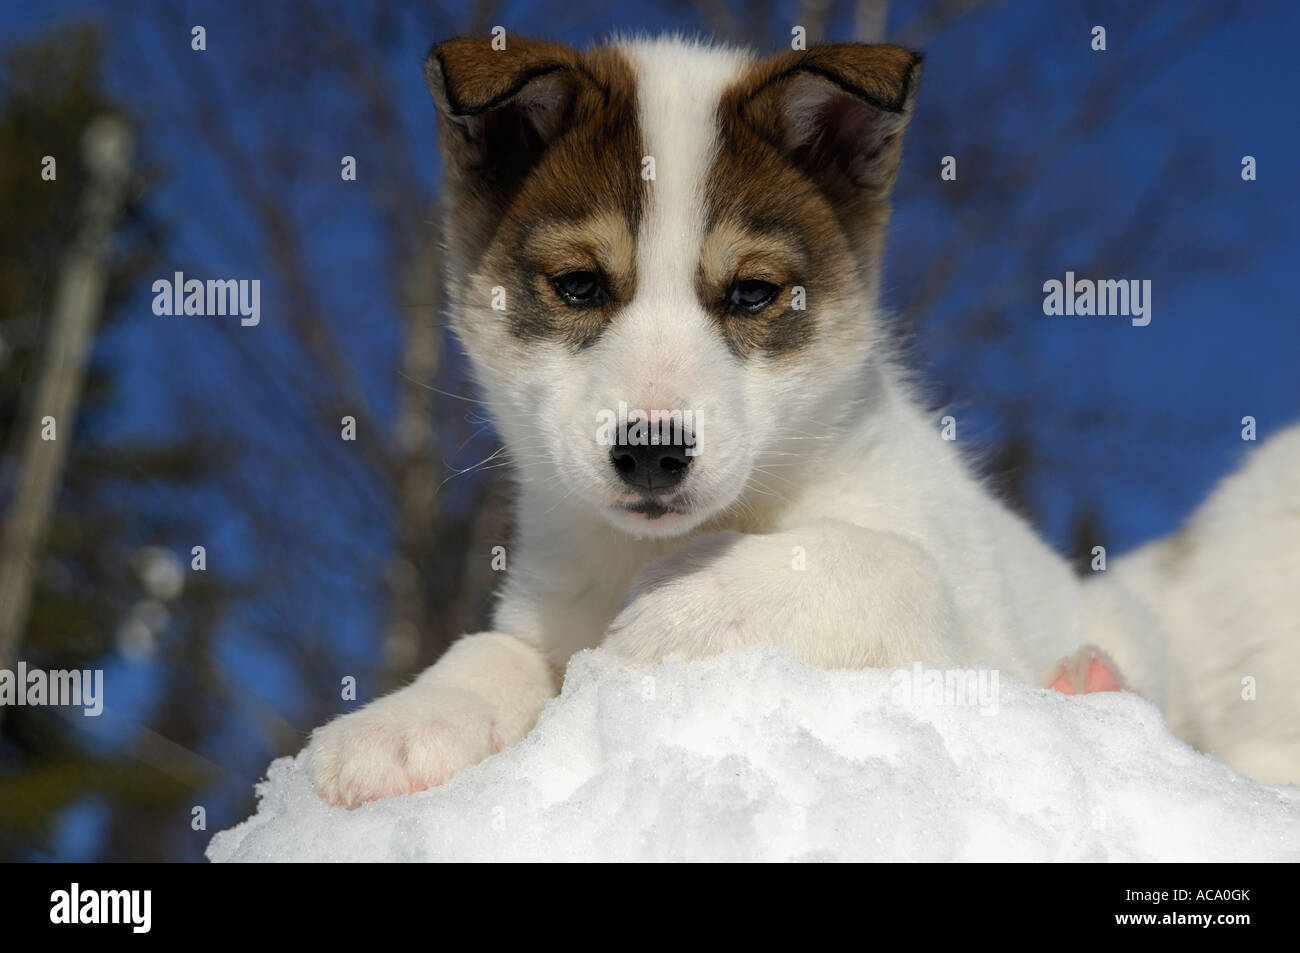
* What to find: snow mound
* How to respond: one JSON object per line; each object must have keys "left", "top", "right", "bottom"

{"left": 208, "top": 646, "right": 1300, "bottom": 862}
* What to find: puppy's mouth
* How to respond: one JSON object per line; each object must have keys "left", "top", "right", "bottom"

{"left": 617, "top": 496, "right": 683, "bottom": 521}
{"left": 601, "top": 489, "right": 704, "bottom": 536}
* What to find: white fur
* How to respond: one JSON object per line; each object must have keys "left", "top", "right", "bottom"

{"left": 305, "top": 39, "right": 1299, "bottom": 806}
{"left": 1107, "top": 428, "right": 1300, "bottom": 784}
{"left": 560, "top": 41, "right": 758, "bottom": 540}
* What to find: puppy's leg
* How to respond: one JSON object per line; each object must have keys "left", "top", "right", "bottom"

{"left": 602, "top": 520, "right": 959, "bottom": 669}
{"left": 1040, "top": 645, "right": 1124, "bottom": 695}
{"left": 305, "top": 631, "right": 556, "bottom": 809}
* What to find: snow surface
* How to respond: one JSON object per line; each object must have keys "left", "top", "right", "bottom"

{"left": 208, "top": 646, "right": 1300, "bottom": 862}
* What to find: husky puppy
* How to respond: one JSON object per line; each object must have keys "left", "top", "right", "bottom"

{"left": 305, "top": 36, "right": 1299, "bottom": 806}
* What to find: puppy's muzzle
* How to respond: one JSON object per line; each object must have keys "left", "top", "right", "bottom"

{"left": 610, "top": 426, "right": 693, "bottom": 492}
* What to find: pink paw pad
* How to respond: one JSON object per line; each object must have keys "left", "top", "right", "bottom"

{"left": 1043, "top": 646, "right": 1124, "bottom": 695}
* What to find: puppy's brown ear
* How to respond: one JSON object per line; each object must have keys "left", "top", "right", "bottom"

{"left": 426, "top": 36, "right": 589, "bottom": 192}
{"left": 729, "top": 44, "right": 922, "bottom": 199}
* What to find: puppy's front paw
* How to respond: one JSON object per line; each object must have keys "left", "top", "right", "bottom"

{"left": 305, "top": 685, "right": 503, "bottom": 809}
{"left": 604, "top": 531, "right": 755, "bottom": 664}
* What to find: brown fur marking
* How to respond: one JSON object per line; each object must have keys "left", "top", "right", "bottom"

{"left": 702, "top": 43, "right": 920, "bottom": 359}
{"left": 428, "top": 38, "right": 645, "bottom": 348}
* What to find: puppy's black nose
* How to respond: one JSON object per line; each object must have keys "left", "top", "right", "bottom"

{"left": 610, "top": 433, "right": 692, "bottom": 491}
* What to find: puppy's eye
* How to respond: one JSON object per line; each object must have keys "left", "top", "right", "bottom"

{"left": 551, "top": 271, "right": 605, "bottom": 305}
{"left": 726, "top": 279, "right": 780, "bottom": 314}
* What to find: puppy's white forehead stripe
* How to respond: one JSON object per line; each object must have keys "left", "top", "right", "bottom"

{"left": 618, "top": 40, "right": 752, "bottom": 299}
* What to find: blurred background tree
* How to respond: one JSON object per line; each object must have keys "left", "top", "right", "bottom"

{"left": 0, "top": 22, "right": 231, "bottom": 860}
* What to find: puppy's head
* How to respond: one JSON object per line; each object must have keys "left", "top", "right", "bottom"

{"left": 427, "top": 36, "right": 920, "bottom": 537}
